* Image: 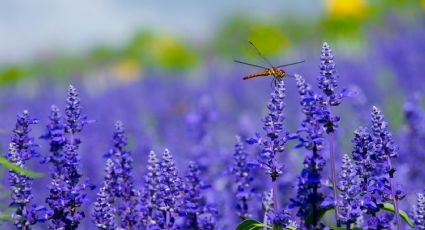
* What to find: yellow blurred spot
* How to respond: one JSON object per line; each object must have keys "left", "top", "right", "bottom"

{"left": 325, "top": 0, "right": 366, "bottom": 17}
{"left": 421, "top": 0, "right": 425, "bottom": 9}
{"left": 245, "top": 24, "right": 289, "bottom": 57}
{"left": 113, "top": 58, "right": 140, "bottom": 81}
{"left": 152, "top": 37, "right": 196, "bottom": 69}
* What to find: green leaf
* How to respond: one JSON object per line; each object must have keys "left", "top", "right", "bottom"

{"left": 285, "top": 226, "right": 297, "bottom": 230}
{"left": 305, "top": 204, "right": 334, "bottom": 224}
{"left": 0, "top": 157, "right": 44, "bottom": 178}
{"left": 236, "top": 219, "right": 272, "bottom": 230}
{"left": 380, "top": 202, "right": 414, "bottom": 228}
{"left": 0, "top": 210, "right": 12, "bottom": 221}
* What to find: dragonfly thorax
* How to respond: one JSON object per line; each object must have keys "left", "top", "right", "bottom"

{"left": 268, "top": 67, "right": 285, "bottom": 78}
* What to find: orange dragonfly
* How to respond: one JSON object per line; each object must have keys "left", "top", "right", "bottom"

{"left": 234, "top": 41, "right": 304, "bottom": 86}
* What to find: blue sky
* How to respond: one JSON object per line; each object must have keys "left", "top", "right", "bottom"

{"left": 0, "top": 0, "right": 321, "bottom": 64}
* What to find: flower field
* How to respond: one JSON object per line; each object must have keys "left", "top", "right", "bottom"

{"left": 1, "top": 2, "right": 425, "bottom": 230}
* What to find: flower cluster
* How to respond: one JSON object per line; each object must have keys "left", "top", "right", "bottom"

{"left": 101, "top": 121, "right": 142, "bottom": 229}
{"left": 248, "top": 79, "right": 287, "bottom": 180}
{"left": 337, "top": 154, "right": 361, "bottom": 226}
{"left": 4, "top": 40, "right": 424, "bottom": 230}
{"left": 231, "top": 136, "right": 254, "bottom": 220}
{"left": 92, "top": 159, "right": 116, "bottom": 229}
{"left": 414, "top": 192, "right": 425, "bottom": 229}
{"left": 291, "top": 74, "right": 326, "bottom": 228}
{"left": 351, "top": 127, "right": 374, "bottom": 192}
{"left": 40, "top": 85, "right": 91, "bottom": 229}
{"left": 6, "top": 111, "right": 41, "bottom": 229}
{"left": 317, "top": 42, "right": 344, "bottom": 107}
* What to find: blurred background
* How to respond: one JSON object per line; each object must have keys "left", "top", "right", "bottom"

{"left": 1, "top": 0, "right": 425, "bottom": 228}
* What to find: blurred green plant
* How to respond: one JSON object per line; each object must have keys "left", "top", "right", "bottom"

{"left": 0, "top": 156, "right": 44, "bottom": 178}
{"left": 0, "top": 0, "right": 423, "bottom": 85}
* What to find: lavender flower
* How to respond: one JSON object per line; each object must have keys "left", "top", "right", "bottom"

{"left": 338, "top": 154, "right": 361, "bottom": 226}
{"left": 180, "top": 161, "right": 218, "bottom": 229}
{"left": 92, "top": 159, "right": 116, "bottom": 229}
{"left": 107, "top": 121, "right": 141, "bottom": 229}
{"left": 414, "top": 193, "right": 425, "bottom": 230}
{"left": 247, "top": 78, "right": 287, "bottom": 213}
{"left": 7, "top": 143, "right": 38, "bottom": 229}
{"left": 291, "top": 74, "right": 326, "bottom": 228}
{"left": 182, "top": 164, "right": 201, "bottom": 226}
{"left": 159, "top": 149, "right": 181, "bottom": 228}
{"left": 351, "top": 127, "right": 374, "bottom": 192}
{"left": 61, "top": 143, "right": 88, "bottom": 228}
{"left": 317, "top": 42, "right": 343, "bottom": 106}
{"left": 10, "top": 110, "right": 39, "bottom": 162}
{"left": 370, "top": 106, "right": 403, "bottom": 229}
{"left": 65, "top": 85, "right": 88, "bottom": 141}
{"left": 197, "top": 205, "right": 219, "bottom": 230}
{"left": 271, "top": 209, "right": 292, "bottom": 230}
{"left": 231, "top": 136, "right": 253, "bottom": 219}
{"left": 7, "top": 111, "right": 40, "bottom": 229}
{"left": 142, "top": 150, "right": 162, "bottom": 227}
{"left": 317, "top": 42, "right": 344, "bottom": 225}
{"left": 262, "top": 190, "right": 274, "bottom": 226}
{"left": 42, "top": 106, "right": 69, "bottom": 229}
{"left": 41, "top": 105, "right": 66, "bottom": 163}
{"left": 180, "top": 161, "right": 203, "bottom": 228}
{"left": 48, "top": 85, "right": 90, "bottom": 229}
{"left": 370, "top": 106, "right": 398, "bottom": 161}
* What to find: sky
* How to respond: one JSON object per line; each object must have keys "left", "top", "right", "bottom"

{"left": 0, "top": 0, "right": 321, "bottom": 65}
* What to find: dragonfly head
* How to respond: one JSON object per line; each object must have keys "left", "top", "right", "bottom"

{"left": 271, "top": 67, "right": 285, "bottom": 78}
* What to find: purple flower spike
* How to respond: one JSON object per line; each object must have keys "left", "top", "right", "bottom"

{"left": 271, "top": 209, "right": 292, "bottom": 229}
{"left": 414, "top": 193, "right": 425, "bottom": 230}
{"left": 317, "top": 42, "right": 345, "bottom": 226}
{"left": 42, "top": 105, "right": 66, "bottom": 155}
{"left": 318, "top": 42, "right": 343, "bottom": 106}
{"left": 351, "top": 127, "right": 374, "bottom": 191}
{"left": 159, "top": 149, "right": 181, "bottom": 228}
{"left": 291, "top": 74, "right": 326, "bottom": 228}
{"left": 248, "top": 78, "right": 288, "bottom": 216}
{"left": 370, "top": 106, "right": 403, "bottom": 229}
{"left": 142, "top": 150, "right": 162, "bottom": 227}
{"left": 252, "top": 78, "right": 287, "bottom": 180}
{"left": 197, "top": 205, "right": 218, "bottom": 230}
{"left": 44, "top": 85, "right": 90, "bottom": 229}
{"left": 371, "top": 106, "right": 398, "bottom": 161}
{"left": 180, "top": 161, "right": 218, "bottom": 229}
{"left": 180, "top": 161, "right": 203, "bottom": 228}
{"left": 65, "top": 85, "right": 89, "bottom": 144}
{"left": 108, "top": 121, "right": 141, "bottom": 229}
{"left": 232, "top": 136, "right": 254, "bottom": 220}
{"left": 338, "top": 154, "right": 361, "bottom": 226}
{"left": 92, "top": 158, "right": 116, "bottom": 229}
{"left": 7, "top": 111, "right": 41, "bottom": 229}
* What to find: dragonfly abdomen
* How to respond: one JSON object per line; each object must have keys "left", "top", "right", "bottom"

{"left": 242, "top": 69, "right": 271, "bottom": 80}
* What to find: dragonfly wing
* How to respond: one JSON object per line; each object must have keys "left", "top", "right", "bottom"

{"left": 276, "top": 60, "right": 305, "bottom": 68}
{"left": 234, "top": 60, "right": 267, "bottom": 69}
{"left": 246, "top": 41, "right": 275, "bottom": 68}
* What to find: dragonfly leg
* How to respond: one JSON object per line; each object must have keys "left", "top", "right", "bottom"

{"left": 270, "top": 78, "right": 276, "bottom": 89}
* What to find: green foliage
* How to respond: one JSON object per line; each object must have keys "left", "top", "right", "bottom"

{"left": 0, "top": 66, "right": 24, "bottom": 85}
{"left": 380, "top": 202, "right": 414, "bottom": 228}
{"left": 0, "top": 157, "right": 44, "bottom": 178}
{"left": 236, "top": 219, "right": 297, "bottom": 230}
{"left": 236, "top": 219, "right": 272, "bottom": 230}
{"left": 0, "top": 210, "right": 12, "bottom": 222}
{"left": 303, "top": 202, "right": 413, "bottom": 228}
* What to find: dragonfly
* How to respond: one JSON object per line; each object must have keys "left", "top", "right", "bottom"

{"left": 234, "top": 41, "right": 305, "bottom": 86}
